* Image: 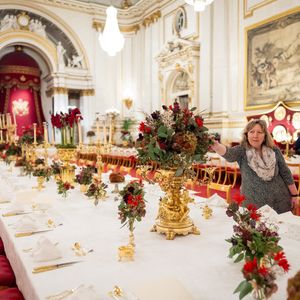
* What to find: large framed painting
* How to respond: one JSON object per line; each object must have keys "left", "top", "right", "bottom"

{"left": 245, "top": 7, "right": 300, "bottom": 110}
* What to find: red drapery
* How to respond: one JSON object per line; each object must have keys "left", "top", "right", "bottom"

{"left": 0, "top": 51, "right": 45, "bottom": 136}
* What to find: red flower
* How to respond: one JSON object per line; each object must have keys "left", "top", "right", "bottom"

{"left": 232, "top": 194, "right": 245, "bottom": 206}
{"left": 139, "top": 122, "right": 145, "bottom": 132}
{"left": 247, "top": 204, "right": 257, "bottom": 211}
{"left": 158, "top": 142, "right": 167, "bottom": 150}
{"left": 250, "top": 210, "right": 261, "bottom": 221}
{"left": 278, "top": 258, "right": 290, "bottom": 272}
{"left": 243, "top": 257, "right": 257, "bottom": 274}
{"left": 258, "top": 266, "right": 268, "bottom": 276}
{"left": 274, "top": 252, "right": 285, "bottom": 261}
{"left": 195, "top": 116, "right": 203, "bottom": 127}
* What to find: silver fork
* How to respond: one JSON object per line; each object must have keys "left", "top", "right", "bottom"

{"left": 45, "top": 284, "right": 85, "bottom": 300}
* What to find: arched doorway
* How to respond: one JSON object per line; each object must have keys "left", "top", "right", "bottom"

{"left": 0, "top": 46, "right": 45, "bottom": 135}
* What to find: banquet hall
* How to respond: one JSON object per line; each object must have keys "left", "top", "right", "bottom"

{"left": 0, "top": 0, "right": 300, "bottom": 299}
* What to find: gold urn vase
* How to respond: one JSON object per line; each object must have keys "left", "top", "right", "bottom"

{"left": 152, "top": 169, "right": 200, "bottom": 240}
{"left": 56, "top": 148, "right": 76, "bottom": 183}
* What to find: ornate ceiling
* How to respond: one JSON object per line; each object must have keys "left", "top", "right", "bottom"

{"left": 74, "top": 0, "right": 140, "bottom": 9}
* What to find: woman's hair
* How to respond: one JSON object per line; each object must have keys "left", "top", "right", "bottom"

{"left": 241, "top": 119, "right": 274, "bottom": 149}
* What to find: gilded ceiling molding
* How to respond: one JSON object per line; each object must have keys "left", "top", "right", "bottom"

{"left": 46, "top": 87, "right": 68, "bottom": 97}
{"left": 243, "top": 0, "right": 277, "bottom": 18}
{"left": 0, "top": 0, "right": 91, "bottom": 71}
{"left": 0, "top": 30, "right": 57, "bottom": 70}
{"left": 80, "top": 89, "right": 95, "bottom": 96}
{"left": 0, "top": 65, "right": 40, "bottom": 77}
{"left": 142, "top": 10, "right": 161, "bottom": 27}
{"left": 92, "top": 20, "right": 140, "bottom": 34}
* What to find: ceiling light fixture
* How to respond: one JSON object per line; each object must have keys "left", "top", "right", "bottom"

{"left": 185, "top": 0, "right": 214, "bottom": 12}
{"left": 98, "top": 6, "right": 125, "bottom": 56}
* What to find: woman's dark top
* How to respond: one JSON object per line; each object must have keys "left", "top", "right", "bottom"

{"left": 222, "top": 145, "right": 293, "bottom": 213}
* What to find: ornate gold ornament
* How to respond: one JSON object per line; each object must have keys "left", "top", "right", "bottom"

{"left": 13, "top": 98, "right": 29, "bottom": 116}
{"left": 142, "top": 10, "right": 161, "bottom": 27}
{"left": 123, "top": 98, "right": 133, "bottom": 110}
{"left": 17, "top": 12, "right": 30, "bottom": 29}
{"left": 274, "top": 106, "right": 286, "bottom": 121}
{"left": 151, "top": 169, "right": 200, "bottom": 240}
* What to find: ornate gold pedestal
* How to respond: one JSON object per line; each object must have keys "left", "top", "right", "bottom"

{"left": 57, "top": 148, "right": 76, "bottom": 184}
{"left": 33, "top": 176, "right": 45, "bottom": 191}
{"left": 152, "top": 169, "right": 200, "bottom": 240}
{"left": 118, "top": 230, "right": 135, "bottom": 261}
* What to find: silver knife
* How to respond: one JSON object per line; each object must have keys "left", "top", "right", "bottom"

{"left": 15, "top": 229, "right": 54, "bottom": 237}
{"left": 2, "top": 211, "right": 34, "bottom": 217}
{"left": 32, "top": 261, "right": 82, "bottom": 274}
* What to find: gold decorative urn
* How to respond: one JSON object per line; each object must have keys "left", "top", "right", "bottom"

{"left": 56, "top": 148, "right": 76, "bottom": 183}
{"left": 152, "top": 169, "right": 200, "bottom": 240}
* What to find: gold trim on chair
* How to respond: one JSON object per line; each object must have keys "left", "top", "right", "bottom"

{"left": 207, "top": 182, "right": 232, "bottom": 203}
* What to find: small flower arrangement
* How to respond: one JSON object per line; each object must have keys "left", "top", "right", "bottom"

{"left": 4, "top": 143, "right": 22, "bottom": 164}
{"left": 85, "top": 177, "right": 108, "bottom": 206}
{"left": 56, "top": 178, "right": 74, "bottom": 198}
{"left": 86, "top": 130, "right": 95, "bottom": 137}
{"left": 32, "top": 165, "right": 52, "bottom": 181}
{"left": 18, "top": 126, "right": 44, "bottom": 145}
{"left": 118, "top": 180, "right": 146, "bottom": 231}
{"left": 51, "top": 108, "right": 82, "bottom": 147}
{"left": 75, "top": 167, "right": 94, "bottom": 185}
{"left": 226, "top": 195, "right": 290, "bottom": 300}
{"left": 136, "top": 101, "right": 211, "bottom": 175}
{"left": 50, "top": 161, "right": 61, "bottom": 176}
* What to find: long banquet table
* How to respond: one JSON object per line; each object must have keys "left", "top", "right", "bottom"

{"left": 0, "top": 163, "right": 300, "bottom": 300}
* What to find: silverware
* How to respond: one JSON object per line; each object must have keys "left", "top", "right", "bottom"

{"left": 45, "top": 283, "right": 85, "bottom": 300}
{"left": 2, "top": 211, "right": 33, "bottom": 217}
{"left": 32, "top": 261, "right": 82, "bottom": 274}
{"left": 15, "top": 229, "right": 54, "bottom": 237}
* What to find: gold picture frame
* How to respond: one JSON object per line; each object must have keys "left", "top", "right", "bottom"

{"left": 244, "top": 6, "right": 300, "bottom": 110}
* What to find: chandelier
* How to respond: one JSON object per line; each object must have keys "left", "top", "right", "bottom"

{"left": 99, "top": 6, "right": 125, "bottom": 56}
{"left": 185, "top": 0, "right": 214, "bottom": 12}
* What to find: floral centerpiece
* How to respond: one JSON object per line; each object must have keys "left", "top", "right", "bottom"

{"left": 137, "top": 101, "right": 211, "bottom": 175}
{"left": 136, "top": 101, "right": 211, "bottom": 239}
{"left": 56, "top": 178, "right": 74, "bottom": 198}
{"left": 118, "top": 179, "right": 146, "bottom": 232}
{"left": 4, "top": 143, "right": 22, "bottom": 164}
{"left": 121, "top": 118, "right": 133, "bottom": 147}
{"left": 226, "top": 195, "right": 290, "bottom": 300}
{"left": 50, "top": 161, "right": 61, "bottom": 178}
{"left": 85, "top": 177, "right": 108, "bottom": 206}
{"left": 32, "top": 158, "right": 52, "bottom": 190}
{"left": 117, "top": 179, "right": 146, "bottom": 261}
{"left": 75, "top": 167, "right": 94, "bottom": 192}
{"left": 51, "top": 108, "right": 82, "bottom": 147}
{"left": 18, "top": 125, "right": 44, "bottom": 145}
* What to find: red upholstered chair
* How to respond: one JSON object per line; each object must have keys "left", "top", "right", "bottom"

{"left": 0, "top": 239, "right": 5, "bottom": 255}
{"left": 0, "top": 288, "right": 24, "bottom": 300}
{"left": 0, "top": 256, "right": 16, "bottom": 289}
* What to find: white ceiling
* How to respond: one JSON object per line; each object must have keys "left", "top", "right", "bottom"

{"left": 74, "top": 0, "right": 141, "bottom": 9}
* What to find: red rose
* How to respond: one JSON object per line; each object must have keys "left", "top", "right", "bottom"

{"left": 195, "top": 116, "right": 203, "bottom": 127}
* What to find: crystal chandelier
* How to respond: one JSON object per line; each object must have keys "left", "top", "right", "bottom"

{"left": 185, "top": 0, "right": 214, "bottom": 12}
{"left": 99, "top": 6, "right": 125, "bottom": 56}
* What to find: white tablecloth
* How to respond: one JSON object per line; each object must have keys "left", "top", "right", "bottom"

{"left": 0, "top": 163, "right": 299, "bottom": 300}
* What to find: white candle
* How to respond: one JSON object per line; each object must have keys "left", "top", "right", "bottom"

{"left": 51, "top": 125, "right": 55, "bottom": 145}
{"left": 43, "top": 122, "right": 48, "bottom": 144}
{"left": 103, "top": 121, "right": 107, "bottom": 145}
{"left": 77, "top": 115, "right": 82, "bottom": 145}
{"left": 1, "top": 115, "right": 5, "bottom": 128}
{"left": 96, "top": 121, "right": 100, "bottom": 144}
{"left": 108, "top": 118, "right": 112, "bottom": 144}
{"left": 13, "top": 112, "right": 16, "bottom": 125}
{"left": 33, "top": 123, "right": 37, "bottom": 144}
{"left": 6, "top": 113, "right": 11, "bottom": 126}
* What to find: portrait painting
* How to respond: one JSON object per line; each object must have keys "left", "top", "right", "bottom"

{"left": 245, "top": 8, "right": 300, "bottom": 110}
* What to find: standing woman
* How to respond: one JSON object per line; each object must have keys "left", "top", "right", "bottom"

{"left": 211, "top": 119, "right": 297, "bottom": 213}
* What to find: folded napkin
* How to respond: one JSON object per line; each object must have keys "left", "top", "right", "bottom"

{"left": 0, "top": 191, "right": 13, "bottom": 203}
{"left": 32, "top": 236, "right": 62, "bottom": 262}
{"left": 257, "top": 205, "right": 279, "bottom": 223}
{"left": 15, "top": 189, "right": 38, "bottom": 203}
{"left": 278, "top": 212, "right": 300, "bottom": 241}
{"left": 14, "top": 215, "right": 39, "bottom": 232}
{"left": 131, "top": 277, "right": 195, "bottom": 300}
{"left": 208, "top": 194, "right": 228, "bottom": 208}
{"left": 6, "top": 201, "right": 26, "bottom": 214}
{"left": 68, "top": 285, "right": 101, "bottom": 300}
